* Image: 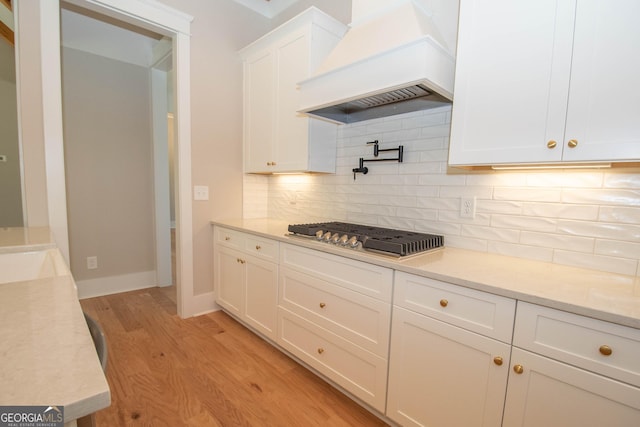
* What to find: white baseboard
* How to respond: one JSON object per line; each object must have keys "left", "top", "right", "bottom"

{"left": 77, "top": 270, "right": 156, "bottom": 299}
{"left": 189, "top": 292, "right": 220, "bottom": 317}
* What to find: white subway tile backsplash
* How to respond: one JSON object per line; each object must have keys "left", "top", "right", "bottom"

{"left": 525, "top": 171, "right": 604, "bottom": 188}
{"left": 245, "top": 107, "right": 640, "bottom": 278}
{"left": 598, "top": 206, "right": 640, "bottom": 224}
{"left": 521, "top": 202, "right": 599, "bottom": 220}
{"left": 595, "top": 239, "right": 640, "bottom": 258}
{"left": 557, "top": 220, "right": 640, "bottom": 241}
{"left": 604, "top": 171, "right": 640, "bottom": 188}
{"left": 553, "top": 250, "right": 638, "bottom": 276}
{"left": 520, "top": 231, "right": 594, "bottom": 253}
{"left": 487, "top": 241, "right": 553, "bottom": 263}
{"left": 490, "top": 215, "right": 557, "bottom": 232}
{"left": 562, "top": 189, "right": 640, "bottom": 206}
{"left": 493, "top": 187, "right": 562, "bottom": 203}
{"left": 461, "top": 225, "right": 520, "bottom": 243}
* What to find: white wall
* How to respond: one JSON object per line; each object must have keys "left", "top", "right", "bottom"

{"left": 244, "top": 107, "right": 640, "bottom": 277}
{"left": 62, "top": 47, "right": 156, "bottom": 283}
{"left": 0, "top": 40, "right": 23, "bottom": 226}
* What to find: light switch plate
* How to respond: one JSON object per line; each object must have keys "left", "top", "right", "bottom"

{"left": 194, "top": 185, "right": 209, "bottom": 201}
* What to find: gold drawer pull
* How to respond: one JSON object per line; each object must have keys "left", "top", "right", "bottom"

{"left": 513, "top": 364, "right": 524, "bottom": 374}
{"left": 255, "top": 245, "right": 261, "bottom": 250}
{"left": 317, "top": 348, "right": 324, "bottom": 355}
{"left": 319, "top": 302, "right": 326, "bottom": 308}
{"left": 439, "top": 299, "right": 448, "bottom": 308}
{"left": 236, "top": 258, "right": 245, "bottom": 264}
{"left": 567, "top": 139, "right": 578, "bottom": 148}
{"left": 547, "top": 140, "right": 557, "bottom": 149}
{"left": 493, "top": 356, "right": 503, "bottom": 366}
{"left": 599, "top": 345, "right": 612, "bottom": 356}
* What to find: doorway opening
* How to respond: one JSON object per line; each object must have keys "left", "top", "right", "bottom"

{"left": 60, "top": 3, "right": 176, "bottom": 307}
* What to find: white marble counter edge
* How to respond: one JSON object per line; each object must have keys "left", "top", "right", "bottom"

{"left": 0, "top": 252, "right": 111, "bottom": 422}
{"left": 211, "top": 219, "right": 640, "bottom": 329}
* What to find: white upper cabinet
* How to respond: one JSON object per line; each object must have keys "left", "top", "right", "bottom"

{"left": 240, "top": 8, "right": 347, "bottom": 174}
{"left": 448, "top": 0, "right": 640, "bottom": 166}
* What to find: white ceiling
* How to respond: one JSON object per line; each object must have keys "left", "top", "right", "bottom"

{"left": 231, "top": 0, "right": 300, "bottom": 18}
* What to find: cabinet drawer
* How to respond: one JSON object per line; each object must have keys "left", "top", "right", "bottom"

{"left": 245, "top": 235, "right": 278, "bottom": 262}
{"left": 394, "top": 271, "right": 516, "bottom": 343}
{"left": 514, "top": 302, "right": 640, "bottom": 388}
{"left": 215, "top": 226, "right": 246, "bottom": 250}
{"left": 280, "top": 244, "right": 393, "bottom": 302}
{"left": 277, "top": 307, "right": 388, "bottom": 412}
{"left": 279, "top": 267, "right": 390, "bottom": 357}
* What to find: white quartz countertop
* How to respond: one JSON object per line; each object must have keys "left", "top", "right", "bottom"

{"left": 0, "top": 248, "right": 110, "bottom": 422}
{"left": 212, "top": 218, "right": 640, "bottom": 329}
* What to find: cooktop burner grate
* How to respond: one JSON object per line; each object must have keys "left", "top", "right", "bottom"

{"left": 288, "top": 221, "right": 444, "bottom": 257}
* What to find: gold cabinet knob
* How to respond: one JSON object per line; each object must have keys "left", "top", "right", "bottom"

{"left": 493, "top": 356, "right": 503, "bottom": 366}
{"left": 255, "top": 245, "right": 261, "bottom": 250}
{"left": 567, "top": 139, "right": 578, "bottom": 148}
{"left": 547, "top": 140, "right": 557, "bottom": 149}
{"left": 599, "top": 345, "right": 612, "bottom": 356}
{"left": 225, "top": 236, "right": 231, "bottom": 241}
{"left": 439, "top": 299, "right": 448, "bottom": 308}
{"left": 319, "top": 302, "right": 326, "bottom": 308}
{"left": 237, "top": 259, "right": 245, "bottom": 264}
{"left": 317, "top": 348, "right": 324, "bottom": 354}
{"left": 513, "top": 364, "right": 524, "bottom": 374}
{"left": 272, "top": 161, "right": 277, "bottom": 166}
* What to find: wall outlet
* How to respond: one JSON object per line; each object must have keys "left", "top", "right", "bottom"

{"left": 460, "top": 196, "right": 476, "bottom": 219}
{"left": 87, "top": 256, "right": 98, "bottom": 270}
{"left": 193, "top": 185, "right": 209, "bottom": 201}
{"left": 0, "top": 155, "right": 7, "bottom": 162}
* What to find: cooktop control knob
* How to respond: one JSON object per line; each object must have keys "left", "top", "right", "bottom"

{"left": 330, "top": 233, "right": 340, "bottom": 244}
{"left": 347, "top": 236, "right": 359, "bottom": 248}
{"left": 338, "top": 234, "right": 349, "bottom": 245}
{"left": 322, "top": 231, "right": 332, "bottom": 242}
{"left": 315, "top": 230, "right": 324, "bottom": 240}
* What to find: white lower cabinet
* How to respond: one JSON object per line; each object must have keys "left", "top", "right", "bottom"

{"left": 387, "top": 272, "right": 515, "bottom": 426}
{"left": 503, "top": 302, "right": 640, "bottom": 427}
{"left": 276, "top": 244, "right": 393, "bottom": 412}
{"left": 214, "top": 227, "right": 278, "bottom": 340}
{"left": 503, "top": 347, "right": 640, "bottom": 427}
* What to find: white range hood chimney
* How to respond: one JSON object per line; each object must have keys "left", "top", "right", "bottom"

{"left": 298, "top": 0, "right": 455, "bottom": 124}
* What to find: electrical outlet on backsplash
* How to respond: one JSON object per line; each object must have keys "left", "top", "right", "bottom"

{"left": 243, "top": 106, "right": 640, "bottom": 277}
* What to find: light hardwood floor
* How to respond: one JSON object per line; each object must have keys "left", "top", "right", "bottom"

{"left": 80, "top": 288, "right": 389, "bottom": 426}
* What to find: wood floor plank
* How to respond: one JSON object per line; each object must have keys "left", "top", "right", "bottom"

{"left": 80, "top": 287, "right": 389, "bottom": 426}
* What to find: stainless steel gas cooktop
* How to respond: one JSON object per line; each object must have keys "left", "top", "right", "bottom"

{"left": 288, "top": 221, "right": 444, "bottom": 257}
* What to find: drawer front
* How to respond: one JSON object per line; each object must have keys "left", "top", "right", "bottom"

{"left": 245, "top": 235, "right": 278, "bottom": 262}
{"left": 280, "top": 244, "right": 393, "bottom": 302}
{"left": 277, "top": 307, "right": 388, "bottom": 412}
{"left": 394, "top": 271, "right": 516, "bottom": 343}
{"left": 514, "top": 302, "right": 640, "bottom": 388}
{"left": 215, "top": 226, "right": 246, "bottom": 250}
{"left": 279, "top": 267, "right": 391, "bottom": 357}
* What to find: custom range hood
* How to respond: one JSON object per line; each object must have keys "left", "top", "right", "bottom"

{"left": 298, "top": 0, "right": 455, "bottom": 124}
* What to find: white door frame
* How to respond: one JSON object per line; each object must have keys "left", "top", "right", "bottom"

{"left": 40, "top": 0, "right": 195, "bottom": 317}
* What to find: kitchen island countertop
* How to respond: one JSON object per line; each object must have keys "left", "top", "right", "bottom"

{"left": 0, "top": 246, "right": 110, "bottom": 424}
{"left": 212, "top": 218, "right": 640, "bottom": 329}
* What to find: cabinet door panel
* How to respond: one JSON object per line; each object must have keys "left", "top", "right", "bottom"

{"left": 244, "top": 50, "right": 274, "bottom": 172}
{"left": 245, "top": 256, "right": 278, "bottom": 340}
{"left": 504, "top": 348, "right": 640, "bottom": 427}
{"left": 274, "top": 31, "right": 310, "bottom": 172}
{"left": 449, "top": 0, "right": 574, "bottom": 165}
{"left": 215, "top": 246, "right": 245, "bottom": 317}
{"left": 387, "top": 307, "right": 510, "bottom": 427}
{"left": 562, "top": 0, "right": 640, "bottom": 162}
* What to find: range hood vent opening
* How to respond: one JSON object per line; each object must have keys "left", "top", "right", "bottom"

{"left": 298, "top": 0, "right": 457, "bottom": 124}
